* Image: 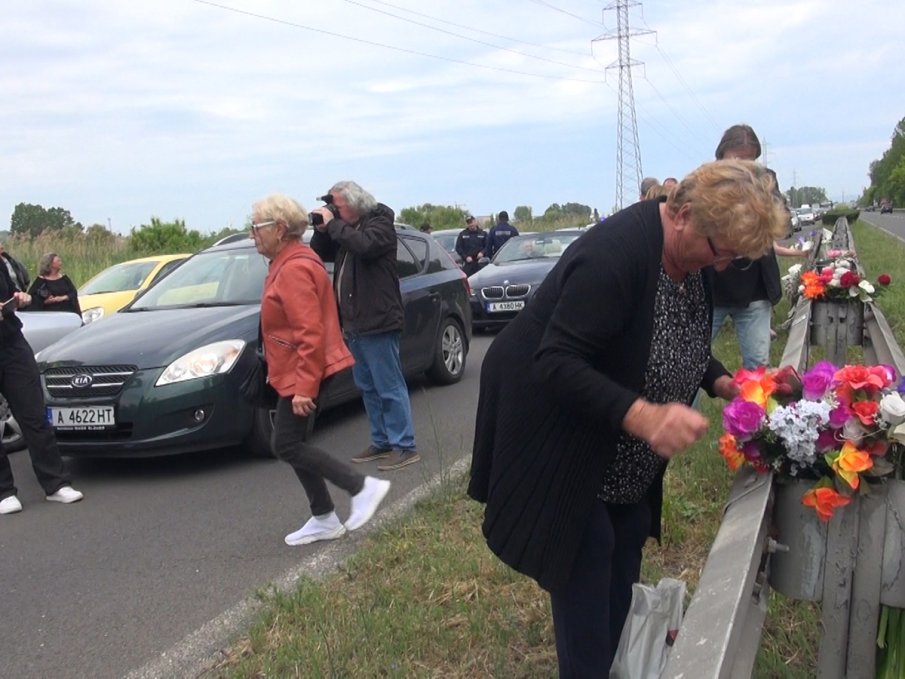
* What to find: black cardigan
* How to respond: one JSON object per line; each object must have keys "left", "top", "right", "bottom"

{"left": 468, "top": 199, "right": 728, "bottom": 591}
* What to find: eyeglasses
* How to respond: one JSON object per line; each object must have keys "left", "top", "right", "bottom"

{"left": 250, "top": 220, "right": 277, "bottom": 231}
{"left": 706, "top": 236, "right": 754, "bottom": 271}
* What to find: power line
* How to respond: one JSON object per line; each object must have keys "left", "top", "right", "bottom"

{"left": 342, "top": 0, "right": 606, "bottom": 75}
{"left": 359, "top": 0, "right": 593, "bottom": 57}
{"left": 192, "top": 0, "right": 607, "bottom": 84}
{"left": 527, "top": 0, "right": 605, "bottom": 27}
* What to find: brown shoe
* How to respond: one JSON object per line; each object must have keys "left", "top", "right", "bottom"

{"left": 351, "top": 445, "right": 393, "bottom": 463}
{"left": 377, "top": 449, "right": 421, "bottom": 471}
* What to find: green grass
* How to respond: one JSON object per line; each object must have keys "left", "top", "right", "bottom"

{"left": 191, "top": 222, "right": 905, "bottom": 676}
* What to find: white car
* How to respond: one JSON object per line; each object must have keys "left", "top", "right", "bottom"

{"left": 0, "top": 311, "right": 83, "bottom": 452}
{"left": 796, "top": 207, "right": 816, "bottom": 227}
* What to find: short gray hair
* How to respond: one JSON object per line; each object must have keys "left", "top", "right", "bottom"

{"left": 330, "top": 180, "right": 377, "bottom": 214}
{"left": 38, "top": 252, "right": 59, "bottom": 276}
{"left": 640, "top": 176, "right": 659, "bottom": 197}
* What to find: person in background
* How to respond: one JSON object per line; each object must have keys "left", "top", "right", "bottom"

{"left": 1, "top": 265, "right": 83, "bottom": 515}
{"left": 251, "top": 193, "right": 391, "bottom": 544}
{"left": 419, "top": 222, "right": 433, "bottom": 234}
{"left": 705, "top": 124, "right": 808, "bottom": 369}
{"left": 455, "top": 215, "right": 487, "bottom": 276}
{"left": 309, "top": 181, "right": 420, "bottom": 471}
{"left": 644, "top": 183, "right": 668, "bottom": 200}
{"left": 0, "top": 242, "right": 30, "bottom": 292}
{"left": 27, "top": 253, "right": 81, "bottom": 315}
{"left": 468, "top": 159, "right": 787, "bottom": 676}
{"left": 484, "top": 210, "right": 520, "bottom": 258}
{"left": 639, "top": 176, "right": 659, "bottom": 201}
{"left": 663, "top": 177, "right": 679, "bottom": 190}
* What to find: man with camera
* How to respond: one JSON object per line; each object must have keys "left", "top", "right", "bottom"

{"left": 309, "top": 181, "right": 420, "bottom": 471}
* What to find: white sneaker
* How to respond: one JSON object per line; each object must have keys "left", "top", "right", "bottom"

{"left": 284, "top": 512, "right": 347, "bottom": 546}
{"left": 346, "top": 476, "right": 391, "bottom": 531}
{"left": 46, "top": 486, "right": 84, "bottom": 504}
{"left": 0, "top": 496, "right": 23, "bottom": 515}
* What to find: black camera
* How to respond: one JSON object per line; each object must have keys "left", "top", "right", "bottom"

{"left": 309, "top": 194, "right": 339, "bottom": 226}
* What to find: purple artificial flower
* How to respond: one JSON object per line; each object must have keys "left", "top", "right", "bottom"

{"left": 801, "top": 361, "right": 837, "bottom": 400}
{"left": 898, "top": 375, "right": 905, "bottom": 396}
{"left": 816, "top": 428, "right": 839, "bottom": 452}
{"left": 829, "top": 403, "right": 851, "bottom": 428}
{"left": 723, "top": 399, "right": 766, "bottom": 439}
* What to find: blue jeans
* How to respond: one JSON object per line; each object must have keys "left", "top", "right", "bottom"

{"left": 711, "top": 299, "right": 773, "bottom": 369}
{"left": 345, "top": 331, "right": 416, "bottom": 451}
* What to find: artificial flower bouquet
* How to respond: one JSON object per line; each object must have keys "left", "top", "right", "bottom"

{"left": 798, "top": 251, "right": 891, "bottom": 303}
{"left": 719, "top": 362, "right": 905, "bottom": 521}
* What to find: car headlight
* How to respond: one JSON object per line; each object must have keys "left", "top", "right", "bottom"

{"left": 82, "top": 307, "right": 105, "bottom": 324}
{"left": 156, "top": 340, "right": 246, "bottom": 386}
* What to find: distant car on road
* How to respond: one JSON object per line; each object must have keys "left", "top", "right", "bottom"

{"left": 880, "top": 200, "right": 894, "bottom": 214}
{"left": 796, "top": 206, "right": 816, "bottom": 227}
{"left": 468, "top": 230, "right": 584, "bottom": 331}
{"left": 78, "top": 253, "right": 190, "bottom": 325}
{"left": 35, "top": 230, "right": 470, "bottom": 458}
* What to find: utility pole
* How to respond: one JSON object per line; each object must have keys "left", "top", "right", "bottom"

{"left": 594, "top": 1, "right": 653, "bottom": 210}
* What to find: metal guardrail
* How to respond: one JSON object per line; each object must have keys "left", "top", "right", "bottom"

{"left": 663, "top": 218, "right": 905, "bottom": 678}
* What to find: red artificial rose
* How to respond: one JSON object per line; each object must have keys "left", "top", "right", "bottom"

{"left": 878, "top": 274, "right": 892, "bottom": 286}
{"left": 840, "top": 271, "right": 860, "bottom": 288}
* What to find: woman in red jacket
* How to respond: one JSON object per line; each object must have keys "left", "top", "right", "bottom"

{"left": 252, "top": 193, "right": 390, "bottom": 546}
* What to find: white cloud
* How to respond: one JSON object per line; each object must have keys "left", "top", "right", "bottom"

{"left": 1, "top": 0, "right": 903, "bottom": 232}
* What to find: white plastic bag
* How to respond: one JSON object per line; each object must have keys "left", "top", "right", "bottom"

{"left": 609, "top": 577, "right": 686, "bottom": 679}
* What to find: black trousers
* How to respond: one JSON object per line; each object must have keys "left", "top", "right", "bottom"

{"left": 271, "top": 396, "right": 365, "bottom": 517}
{"left": 0, "top": 332, "right": 71, "bottom": 500}
{"left": 550, "top": 499, "right": 651, "bottom": 678}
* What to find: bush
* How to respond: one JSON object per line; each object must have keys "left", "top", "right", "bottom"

{"left": 822, "top": 209, "right": 860, "bottom": 225}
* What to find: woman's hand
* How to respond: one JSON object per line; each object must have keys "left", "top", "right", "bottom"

{"left": 712, "top": 374, "right": 739, "bottom": 401}
{"left": 291, "top": 394, "right": 317, "bottom": 417}
{"left": 622, "top": 399, "right": 709, "bottom": 459}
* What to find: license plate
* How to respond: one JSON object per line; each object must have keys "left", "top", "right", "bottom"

{"left": 486, "top": 301, "right": 525, "bottom": 312}
{"left": 47, "top": 406, "right": 115, "bottom": 430}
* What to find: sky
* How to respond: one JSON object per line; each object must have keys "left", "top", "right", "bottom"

{"left": 2, "top": 0, "right": 903, "bottom": 235}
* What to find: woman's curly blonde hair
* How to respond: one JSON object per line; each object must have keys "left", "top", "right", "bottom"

{"left": 666, "top": 160, "right": 787, "bottom": 259}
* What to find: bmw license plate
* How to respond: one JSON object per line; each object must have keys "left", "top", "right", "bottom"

{"left": 486, "top": 301, "right": 525, "bottom": 313}
{"left": 47, "top": 406, "right": 115, "bottom": 430}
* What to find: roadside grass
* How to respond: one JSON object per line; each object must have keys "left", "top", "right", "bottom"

{"left": 205, "top": 220, "right": 905, "bottom": 678}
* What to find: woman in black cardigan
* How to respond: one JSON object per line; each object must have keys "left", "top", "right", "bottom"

{"left": 468, "top": 159, "right": 788, "bottom": 677}
{"left": 27, "top": 252, "right": 81, "bottom": 315}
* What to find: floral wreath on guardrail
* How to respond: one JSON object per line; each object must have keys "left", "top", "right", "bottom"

{"left": 719, "top": 363, "right": 905, "bottom": 521}
{"left": 783, "top": 247, "right": 892, "bottom": 304}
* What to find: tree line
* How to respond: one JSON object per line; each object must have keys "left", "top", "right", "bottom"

{"left": 863, "top": 116, "right": 905, "bottom": 207}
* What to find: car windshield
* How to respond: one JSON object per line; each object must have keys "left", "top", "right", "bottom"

{"left": 128, "top": 248, "right": 269, "bottom": 310}
{"left": 493, "top": 233, "right": 582, "bottom": 264}
{"left": 79, "top": 261, "right": 158, "bottom": 294}
{"left": 432, "top": 232, "right": 458, "bottom": 252}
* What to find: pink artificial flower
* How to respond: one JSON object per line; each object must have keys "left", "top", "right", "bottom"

{"left": 801, "top": 361, "right": 836, "bottom": 400}
{"left": 722, "top": 399, "right": 766, "bottom": 439}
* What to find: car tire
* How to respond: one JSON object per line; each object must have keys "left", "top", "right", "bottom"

{"left": 426, "top": 317, "right": 466, "bottom": 385}
{"left": 0, "top": 395, "right": 26, "bottom": 453}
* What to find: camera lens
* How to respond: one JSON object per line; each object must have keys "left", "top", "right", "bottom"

{"left": 309, "top": 212, "right": 324, "bottom": 226}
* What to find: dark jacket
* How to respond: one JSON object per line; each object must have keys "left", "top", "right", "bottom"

{"left": 705, "top": 253, "right": 782, "bottom": 308}
{"left": 1, "top": 252, "right": 30, "bottom": 291}
{"left": 485, "top": 223, "right": 519, "bottom": 258}
{"left": 467, "top": 199, "right": 728, "bottom": 591}
{"left": 0, "top": 263, "right": 24, "bottom": 345}
{"left": 309, "top": 203, "right": 404, "bottom": 335}
{"left": 455, "top": 227, "right": 486, "bottom": 260}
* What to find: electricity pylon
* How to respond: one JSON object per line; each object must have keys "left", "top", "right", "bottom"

{"left": 594, "top": 1, "right": 653, "bottom": 209}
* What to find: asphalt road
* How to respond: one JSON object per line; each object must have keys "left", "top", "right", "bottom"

{"left": 861, "top": 209, "right": 905, "bottom": 242}
{"left": 1, "top": 335, "right": 492, "bottom": 679}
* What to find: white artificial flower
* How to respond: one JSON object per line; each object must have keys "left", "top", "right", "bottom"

{"left": 787, "top": 263, "right": 803, "bottom": 277}
{"left": 890, "top": 422, "right": 905, "bottom": 446}
{"left": 842, "top": 417, "right": 868, "bottom": 445}
{"left": 858, "top": 280, "right": 875, "bottom": 294}
{"left": 880, "top": 392, "right": 905, "bottom": 426}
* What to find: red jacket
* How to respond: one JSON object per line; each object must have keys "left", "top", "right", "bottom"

{"left": 260, "top": 241, "right": 354, "bottom": 398}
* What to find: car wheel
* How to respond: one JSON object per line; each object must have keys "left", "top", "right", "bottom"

{"left": 0, "top": 395, "right": 27, "bottom": 453}
{"left": 426, "top": 317, "right": 466, "bottom": 385}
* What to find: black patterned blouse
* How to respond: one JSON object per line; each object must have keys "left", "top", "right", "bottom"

{"left": 599, "top": 266, "right": 711, "bottom": 504}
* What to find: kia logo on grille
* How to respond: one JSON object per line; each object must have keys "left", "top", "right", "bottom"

{"left": 71, "top": 373, "right": 94, "bottom": 388}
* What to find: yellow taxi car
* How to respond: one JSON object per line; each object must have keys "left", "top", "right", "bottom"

{"left": 79, "top": 253, "right": 190, "bottom": 324}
